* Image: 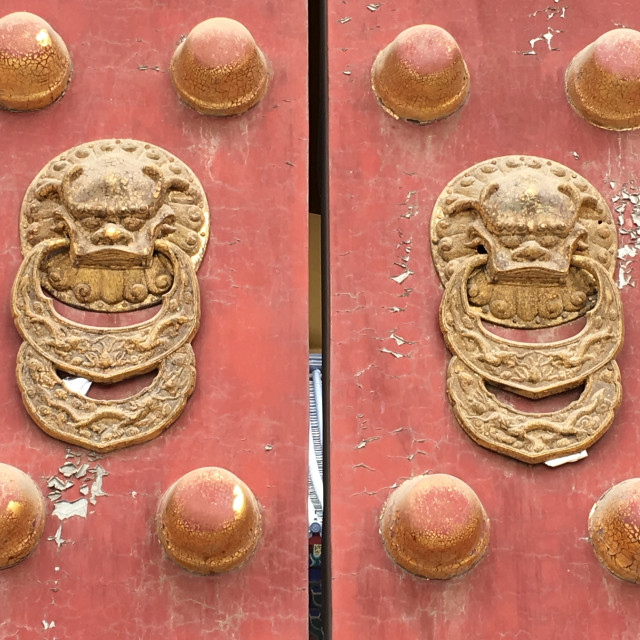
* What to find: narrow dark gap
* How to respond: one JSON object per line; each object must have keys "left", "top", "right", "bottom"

{"left": 308, "top": 0, "right": 330, "bottom": 637}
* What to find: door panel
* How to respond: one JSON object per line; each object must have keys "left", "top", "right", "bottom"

{"left": 328, "top": 1, "right": 640, "bottom": 638}
{"left": 0, "top": 1, "right": 308, "bottom": 638}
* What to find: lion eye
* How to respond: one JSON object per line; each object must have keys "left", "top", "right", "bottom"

{"left": 82, "top": 217, "right": 102, "bottom": 231}
{"left": 538, "top": 235, "right": 558, "bottom": 248}
{"left": 501, "top": 235, "right": 521, "bottom": 249}
{"left": 122, "top": 216, "right": 144, "bottom": 231}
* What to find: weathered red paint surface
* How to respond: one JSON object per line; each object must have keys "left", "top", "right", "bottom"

{"left": 0, "top": 1, "right": 308, "bottom": 638}
{"left": 328, "top": 1, "right": 640, "bottom": 638}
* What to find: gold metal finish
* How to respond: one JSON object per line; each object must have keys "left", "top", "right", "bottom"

{"left": 157, "top": 467, "right": 262, "bottom": 574}
{"left": 441, "top": 255, "right": 622, "bottom": 399}
{"left": 12, "top": 139, "right": 207, "bottom": 451}
{"left": 380, "top": 474, "right": 489, "bottom": 580}
{"left": 371, "top": 25, "right": 469, "bottom": 124}
{"left": 589, "top": 479, "right": 640, "bottom": 583}
{"left": 566, "top": 29, "right": 640, "bottom": 131}
{"left": 448, "top": 358, "right": 621, "bottom": 464}
{"left": 0, "top": 12, "right": 71, "bottom": 111}
{"left": 17, "top": 343, "right": 196, "bottom": 452}
{"left": 431, "top": 156, "right": 616, "bottom": 328}
{"left": 13, "top": 239, "right": 200, "bottom": 383}
{"left": 0, "top": 463, "right": 45, "bottom": 569}
{"left": 20, "top": 139, "right": 209, "bottom": 312}
{"left": 170, "top": 17, "right": 270, "bottom": 116}
{"left": 431, "top": 156, "right": 623, "bottom": 463}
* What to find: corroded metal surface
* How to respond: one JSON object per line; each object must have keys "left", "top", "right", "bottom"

{"left": 371, "top": 25, "right": 469, "bottom": 123}
{"left": 589, "top": 479, "right": 640, "bottom": 583}
{"left": 566, "top": 29, "right": 640, "bottom": 131}
{"left": 12, "top": 239, "right": 200, "bottom": 383}
{"left": 432, "top": 156, "right": 623, "bottom": 463}
{"left": 20, "top": 139, "right": 209, "bottom": 312}
{"left": 12, "top": 140, "right": 205, "bottom": 450}
{"left": 17, "top": 343, "right": 196, "bottom": 452}
{"left": 170, "top": 18, "right": 269, "bottom": 116}
{"left": 430, "top": 156, "right": 616, "bottom": 328}
{"left": 379, "top": 474, "right": 489, "bottom": 579}
{"left": 0, "top": 463, "right": 45, "bottom": 569}
{"left": 441, "top": 255, "right": 622, "bottom": 398}
{"left": 448, "top": 357, "right": 621, "bottom": 463}
{"left": 157, "top": 467, "right": 262, "bottom": 574}
{"left": 0, "top": 11, "right": 71, "bottom": 111}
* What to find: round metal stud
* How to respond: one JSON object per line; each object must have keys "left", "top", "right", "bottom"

{"left": 566, "top": 29, "right": 640, "bottom": 130}
{"left": 371, "top": 25, "right": 469, "bottom": 123}
{"left": 0, "top": 463, "right": 45, "bottom": 569}
{"left": 156, "top": 467, "right": 262, "bottom": 574}
{"left": 170, "top": 17, "right": 269, "bottom": 116}
{"left": 589, "top": 478, "right": 640, "bottom": 583}
{"left": 0, "top": 12, "right": 71, "bottom": 111}
{"left": 380, "top": 473, "right": 489, "bottom": 579}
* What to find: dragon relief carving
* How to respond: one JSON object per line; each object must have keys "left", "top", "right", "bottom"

{"left": 431, "top": 156, "right": 623, "bottom": 463}
{"left": 12, "top": 139, "right": 207, "bottom": 451}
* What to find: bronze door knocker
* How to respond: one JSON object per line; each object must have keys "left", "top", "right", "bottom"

{"left": 431, "top": 155, "right": 623, "bottom": 463}
{"left": 12, "top": 139, "right": 208, "bottom": 451}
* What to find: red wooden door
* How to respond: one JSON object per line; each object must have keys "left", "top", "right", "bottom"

{"left": 0, "top": 1, "right": 309, "bottom": 638}
{"left": 327, "top": 1, "right": 640, "bottom": 638}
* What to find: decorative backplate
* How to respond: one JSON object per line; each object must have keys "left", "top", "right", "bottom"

{"left": 431, "top": 156, "right": 623, "bottom": 464}
{"left": 12, "top": 139, "right": 206, "bottom": 451}
{"left": 431, "top": 155, "right": 616, "bottom": 329}
{"left": 20, "top": 138, "right": 209, "bottom": 312}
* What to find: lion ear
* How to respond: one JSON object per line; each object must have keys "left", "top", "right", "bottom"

{"left": 479, "top": 181, "right": 499, "bottom": 204}
{"left": 35, "top": 179, "right": 63, "bottom": 201}
{"left": 442, "top": 196, "right": 483, "bottom": 217}
{"left": 558, "top": 182, "right": 600, "bottom": 219}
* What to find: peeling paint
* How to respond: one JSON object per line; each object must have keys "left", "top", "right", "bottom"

{"left": 47, "top": 524, "right": 66, "bottom": 549}
{"left": 611, "top": 180, "right": 640, "bottom": 288}
{"left": 530, "top": 4, "right": 566, "bottom": 19}
{"left": 389, "top": 330, "right": 414, "bottom": 346}
{"left": 545, "top": 450, "right": 588, "bottom": 467}
{"left": 390, "top": 270, "right": 413, "bottom": 284}
{"left": 353, "top": 463, "right": 376, "bottom": 471}
{"left": 520, "top": 27, "right": 563, "bottom": 54}
{"left": 354, "top": 436, "right": 380, "bottom": 449}
{"left": 379, "top": 347, "right": 406, "bottom": 358}
{"left": 89, "top": 465, "right": 108, "bottom": 505}
{"left": 53, "top": 498, "right": 88, "bottom": 520}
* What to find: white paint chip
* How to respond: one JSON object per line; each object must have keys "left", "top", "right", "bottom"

{"left": 545, "top": 450, "right": 588, "bottom": 467}
{"left": 390, "top": 270, "right": 413, "bottom": 284}
{"left": 62, "top": 376, "right": 92, "bottom": 396}
{"left": 53, "top": 498, "right": 88, "bottom": 521}
{"left": 89, "top": 465, "right": 108, "bottom": 505}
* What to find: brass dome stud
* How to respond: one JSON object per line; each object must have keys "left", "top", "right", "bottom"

{"left": 0, "top": 12, "right": 72, "bottom": 111}
{"left": 380, "top": 473, "right": 489, "bottom": 579}
{"left": 156, "top": 467, "right": 262, "bottom": 574}
{"left": 371, "top": 25, "right": 469, "bottom": 124}
{"left": 589, "top": 478, "right": 640, "bottom": 583}
{"left": 0, "top": 463, "right": 45, "bottom": 569}
{"left": 170, "top": 17, "right": 269, "bottom": 116}
{"left": 565, "top": 29, "right": 640, "bottom": 130}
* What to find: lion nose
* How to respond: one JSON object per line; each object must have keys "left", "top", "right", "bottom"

{"left": 511, "top": 241, "right": 549, "bottom": 262}
{"left": 92, "top": 224, "right": 132, "bottom": 246}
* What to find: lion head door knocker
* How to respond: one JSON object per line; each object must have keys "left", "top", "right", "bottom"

{"left": 11, "top": 139, "right": 208, "bottom": 451}
{"left": 431, "top": 156, "right": 623, "bottom": 464}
